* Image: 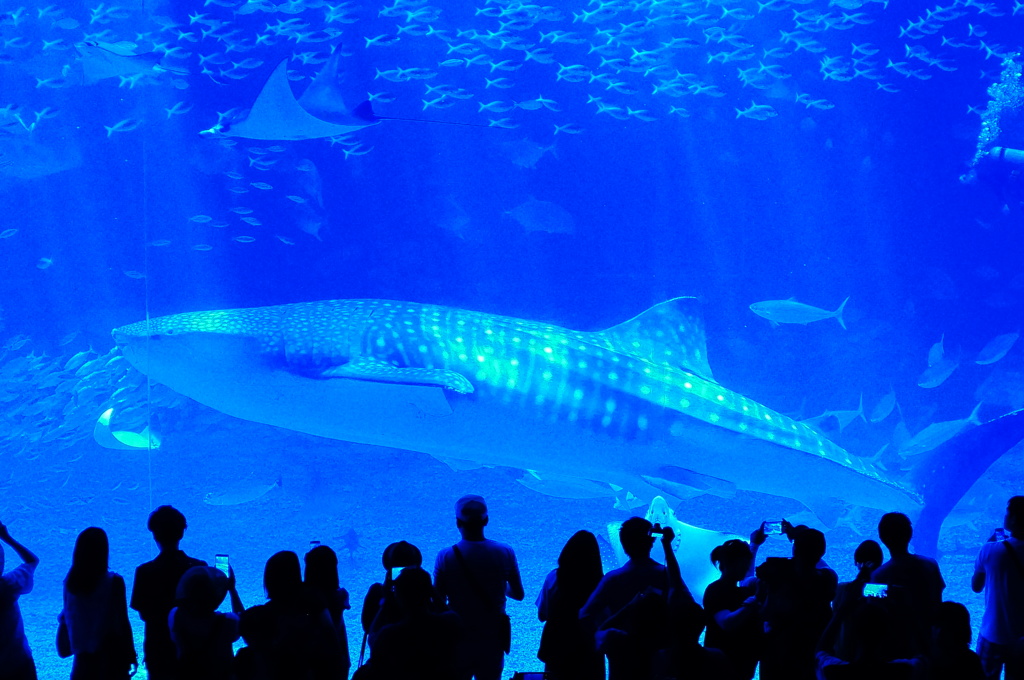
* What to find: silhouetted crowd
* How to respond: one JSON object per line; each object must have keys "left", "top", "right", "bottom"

{"left": 1, "top": 494, "right": 1023, "bottom": 680}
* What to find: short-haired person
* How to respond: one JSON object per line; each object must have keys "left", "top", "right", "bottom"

{"left": 434, "top": 495, "right": 524, "bottom": 680}
{"left": 130, "top": 505, "right": 206, "bottom": 680}
{"left": 871, "top": 512, "right": 945, "bottom": 656}
{"left": 580, "top": 516, "right": 671, "bottom": 680}
{"left": 972, "top": 496, "right": 1024, "bottom": 680}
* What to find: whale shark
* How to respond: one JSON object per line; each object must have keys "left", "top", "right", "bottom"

{"left": 112, "top": 297, "right": 921, "bottom": 520}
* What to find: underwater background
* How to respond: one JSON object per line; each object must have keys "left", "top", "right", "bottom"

{"left": 2, "top": 0, "right": 1024, "bottom": 676}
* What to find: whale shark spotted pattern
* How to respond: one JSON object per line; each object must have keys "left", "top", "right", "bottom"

{"left": 113, "top": 297, "right": 919, "bottom": 518}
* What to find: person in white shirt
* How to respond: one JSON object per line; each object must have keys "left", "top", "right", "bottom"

{"left": 434, "top": 494, "right": 524, "bottom": 680}
{"left": 0, "top": 521, "right": 39, "bottom": 680}
{"left": 972, "top": 496, "right": 1024, "bottom": 680}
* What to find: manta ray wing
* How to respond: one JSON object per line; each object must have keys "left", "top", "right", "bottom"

{"left": 225, "top": 59, "right": 374, "bottom": 141}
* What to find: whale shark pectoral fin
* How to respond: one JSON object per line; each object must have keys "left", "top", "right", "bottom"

{"left": 321, "top": 358, "right": 475, "bottom": 394}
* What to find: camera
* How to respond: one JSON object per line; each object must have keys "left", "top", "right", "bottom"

{"left": 764, "top": 521, "right": 783, "bottom": 535}
{"left": 863, "top": 583, "right": 888, "bottom": 598}
{"left": 215, "top": 554, "right": 230, "bottom": 577}
{"left": 649, "top": 525, "right": 665, "bottom": 536}
{"left": 310, "top": 540, "right": 321, "bottom": 549}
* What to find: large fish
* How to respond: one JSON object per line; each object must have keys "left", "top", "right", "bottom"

{"left": 112, "top": 297, "right": 918, "bottom": 521}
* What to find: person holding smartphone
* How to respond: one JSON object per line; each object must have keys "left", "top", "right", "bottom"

{"left": 972, "top": 496, "right": 1024, "bottom": 680}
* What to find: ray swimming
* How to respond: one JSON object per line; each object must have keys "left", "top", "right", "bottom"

{"left": 202, "top": 46, "right": 493, "bottom": 141}
{"left": 113, "top": 297, "right": 920, "bottom": 521}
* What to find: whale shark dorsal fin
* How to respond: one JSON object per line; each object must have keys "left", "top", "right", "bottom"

{"left": 596, "top": 297, "right": 714, "bottom": 381}
{"left": 227, "top": 59, "right": 373, "bottom": 140}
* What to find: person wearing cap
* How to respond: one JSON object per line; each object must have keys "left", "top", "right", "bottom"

{"left": 434, "top": 494, "right": 524, "bottom": 680}
{"left": 0, "top": 520, "right": 39, "bottom": 680}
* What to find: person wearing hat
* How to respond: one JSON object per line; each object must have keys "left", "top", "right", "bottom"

{"left": 168, "top": 565, "right": 244, "bottom": 679}
{"left": 434, "top": 494, "right": 524, "bottom": 680}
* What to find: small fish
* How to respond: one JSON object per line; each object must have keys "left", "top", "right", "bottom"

{"left": 229, "top": 207, "right": 254, "bottom": 214}
{"left": 975, "top": 332, "right": 1019, "bottom": 365}
{"left": 228, "top": 187, "right": 249, "bottom": 194}
{"left": 554, "top": 123, "right": 584, "bottom": 135}
{"left": 918, "top": 357, "right": 958, "bottom": 388}
{"left": 191, "top": 244, "right": 213, "bottom": 251}
{"left": 3, "top": 335, "right": 29, "bottom": 351}
{"left": 735, "top": 102, "right": 778, "bottom": 120}
{"left": 189, "top": 214, "right": 213, "bottom": 223}
{"left": 164, "top": 101, "right": 193, "bottom": 118}
{"left": 285, "top": 195, "right": 306, "bottom": 204}
{"left": 148, "top": 239, "right": 171, "bottom": 247}
{"left": 0, "top": 228, "right": 18, "bottom": 238}
{"left": 104, "top": 118, "right": 142, "bottom": 137}
{"left": 123, "top": 270, "right": 146, "bottom": 279}
{"left": 899, "top": 404, "right": 982, "bottom": 457}
{"left": 36, "top": 257, "right": 53, "bottom": 269}
{"left": 233, "top": 235, "right": 256, "bottom": 243}
{"left": 241, "top": 217, "right": 262, "bottom": 226}
{"left": 250, "top": 181, "right": 273, "bottom": 190}
{"left": 224, "top": 171, "right": 244, "bottom": 180}
{"left": 749, "top": 297, "right": 849, "bottom": 329}
{"left": 868, "top": 388, "right": 897, "bottom": 423}
{"left": 58, "top": 331, "right": 80, "bottom": 346}
{"left": 267, "top": 146, "right": 286, "bottom": 153}
{"left": 275, "top": 235, "right": 295, "bottom": 245}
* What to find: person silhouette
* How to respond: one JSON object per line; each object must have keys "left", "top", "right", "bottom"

{"left": 305, "top": 545, "right": 352, "bottom": 678}
{"left": 434, "top": 494, "right": 524, "bottom": 680}
{"left": 130, "top": 506, "right": 206, "bottom": 680}
{"left": 0, "top": 520, "right": 39, "bottom": 680}
{"left": 972, "top": 496, "right": 1024, "bottom": 680}
{"left": 61, "top": 527, "right": 137, "bottom": 679}
{"left": 536, "top": 530, "right": 604, "bottom": 680}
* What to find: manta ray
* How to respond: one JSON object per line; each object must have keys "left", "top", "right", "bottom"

{"left": 113, "top": 297, "right": 923, "bottom": 522}
{"left": 205, "top": 47, "right": 378, "bottom": 141}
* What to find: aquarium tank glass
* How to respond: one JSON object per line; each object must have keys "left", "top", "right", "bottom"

{"left": 1, "top": 0, "right": 1024, "bottom": 677}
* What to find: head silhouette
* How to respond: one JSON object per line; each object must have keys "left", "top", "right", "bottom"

{"left": 455, "top": 494, "right": 489, "bottom": 532}
{"left": 393, "top": 566, "right": 434, "bottom": 613}
{"left": 619, "top": 517, "right": 655, "bottom": 560}
{"left": 1007, "top": 496, "right": 1024, "bottom": 536}
{"left": 854, "top": 539, "right": 884, "bottom": 569}
{"left": 933, "top": 601, "right": 973, "bottom": 647}
{"left": 177, "top": 566, "right": 228, "bottom": 614}
{"left": 304, "top": 545, "right": 339, "bottom": 591}
{"left": 148, "top": 505, "right": 187, "bottom": 547}
{"left": 711, "top": 539, "right": 753, "bottom": 580}
{"left": 792, "top": 528, "right": 826, "bottom": 565}
{"left": 878, "top": 512, "right": 913, "bottom": 553}
{"left": 66, "top": 527, "right": 109, "bottom": 596}
{"left": 264, "top": 550, "right": 302, "bottom": 601}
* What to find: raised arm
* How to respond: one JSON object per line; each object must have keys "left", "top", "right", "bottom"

{"left": 0, "top": 521, "right": 39, "bottom": 567}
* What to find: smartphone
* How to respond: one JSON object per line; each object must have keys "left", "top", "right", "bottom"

{"left": 309, "top": 540, "right": 321, "bottom": 550}
{"left": 764, "top": 521, "right": 783, "bottom": 535}
{"left": 995, "top": 528, "right": 1008, "bottom": 541}
{"left": 649, "top": 526, "right": 665, "bottom": 536}
{"left": 863, "top": 583, "right": 888, "bottom": 598}
{"left": 389, "top": 566, "right": 403, "bottom": 580}
{"left": 215, "top": 554, "right": 230, "bottom": 577}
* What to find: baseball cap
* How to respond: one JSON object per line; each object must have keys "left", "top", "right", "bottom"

{"left": 456, "top": 494, "right": 488, "bottom": 522}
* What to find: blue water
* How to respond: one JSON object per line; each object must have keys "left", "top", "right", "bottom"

{"left": 2, "top": 0, "right": 1024, "bottom": 676}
